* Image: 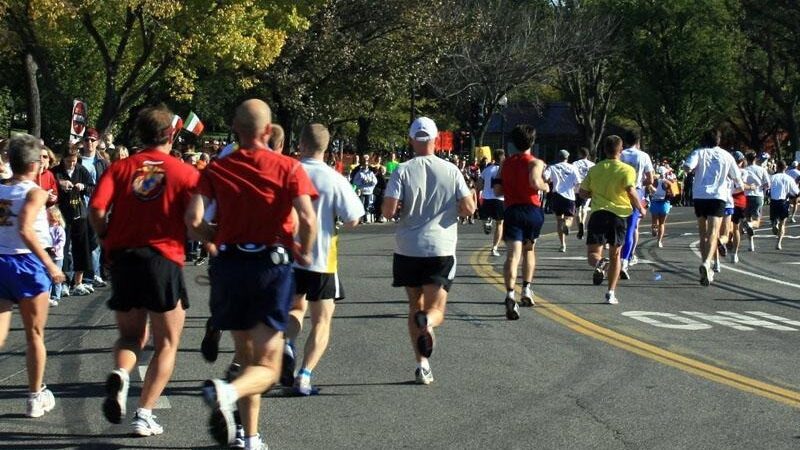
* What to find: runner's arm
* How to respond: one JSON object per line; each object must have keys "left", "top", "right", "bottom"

{"left": 529, "top": 159, "right": 549, "bottom": 192}
{"left": 184, "top": 193, "right": 216, "bottom": 242}
{"left": 626, "top": 186, "right": 646, "bottom": 217}
{"left": 458, "top": 193, "right": 476, "bottom": 218}
{"left": 293, "top": 194, "right": 317, "bottom": 266}
{"left": 20, "top": 188, "right": 64, "bottom": 283}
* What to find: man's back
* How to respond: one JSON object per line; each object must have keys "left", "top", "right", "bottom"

{"left": 501, "top": 152, "right": 540, "bottom": 207}
{"left": 386, "top": 155, "right": 469, "bottom": 257}
{"left": 686, "top": 147, "right": 739, "bottom": 200}
{"left": 545, "top": 162, "right": 579, "bottom": 199}
{"left": 582, "top": 159, "right": 636, "bottom": 218}
{"left": 743, "top": 164, "right": 771, "bottom": 196}
{"left": 770, "top": 172, "right": 799, "bottom": 200}
{"left": 620, "top": 147, "right": 653, "bottom": 195}
{"left": 480, "top": 163, "right": 502, "bottom": 201}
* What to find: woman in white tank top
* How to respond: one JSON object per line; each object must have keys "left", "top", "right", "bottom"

{"left": 0, "top": 134, "right": 65, "bottom": 418}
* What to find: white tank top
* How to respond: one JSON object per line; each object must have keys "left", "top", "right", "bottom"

{"left": 0, "top": 180, "right": 51, "bottom": 254}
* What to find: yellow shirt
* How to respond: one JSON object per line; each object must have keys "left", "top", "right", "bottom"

{"left": 580, "top": 159, "right": 636, "bottom": 218}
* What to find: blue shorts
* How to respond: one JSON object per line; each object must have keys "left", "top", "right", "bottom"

{"left": 0, "top": 253, "right": 51, "bottom": 302}
{"left": 208, "top": 246, "right": 295, "bottom": 332}
{"left": 724, "top": 207, "right": 734, "bottom": 217}
{"left": 650, "top": 200, "right": 672, "bottom": 216}
{"left": 503, "top": 205, "right": 545, "bottom": 244}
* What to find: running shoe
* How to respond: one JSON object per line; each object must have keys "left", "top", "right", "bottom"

{"left": 776, "top": 242, "right": 783, "bottom": 250}
{"left": 483, "top": 220, "right": 493, "bottom": 235}
{"left": 604, "top": 292, "right": 619, "bottom": 305}
{"left": 92, "top": 275, "right": 107, "bottom": 288}
{"left": 415, "top": 367, "right": 434, "bottom": 385}
{"left": 561, "top": 222, "right": 569, "bottom": 236}
{"left": 293, "top": 375, "right": 316, "bottom": 396}
{"left": 712, "top": 260, "right": 721, "bottom": 273}
{"left": 699, "top": 264, "right": 711, "bottom": 287}
{"left": 558, "top": 244, "right": 566, "bottom": 253}
{"left": 520, "top": 286, "right": 535, "bottom": 307}
{"left": 195, "top": 256, "right": 208, "bottom": 266}
{"left": 504, "top": 296, "right": 520, "bottom": 320}
{"left": 414, "top": 311, "right": 435, "bottom": 358}
{"left": 717, "top": 240, "right": 727, "bottom": 257}
{"left": 241, "top": 434, "right": 267, "bottom": 450}
{"left": 26, "top": 385, "right": 55, "bottom": 418}
{"left": 771, "top": 221, "right": 779, "bottom": 236}
{"left": 49, "top": 299, "right": 58, "bottom": 307}
{"left": 490, "top": 247, "right": 500, "bottom": 257}
{"left": 203, "top": 379, "right": 237, "bottom": 446}
{"left": 232, "top": 425, "right": 245, "bottom": 448}
{"left": 103, "top": 369, "right": 129, "bottom": 424}
{"left": 72, "top": 283, "right": 92, "bottom": 296}
{"left": 619, "top": 261, "right": 630, "bottom": 280}
{"left": 730, "top": 253, "right": 739, "bottom": 264}
{"left": 592, "top": 258, "right": 608, "bottom": 285}
{"left": 657, "top": 241, "right": 664, "bottom": 248}
{"left": 132, "top": 411, "right": 164, "bottom": 436}
{"left": 201, "top": 318, "right": 222, "bottom": 363}
{"left": 62, "top": 285, "right": 70, "bottom": 297}
{"left": 577, "top": 223, "right": 584, "bottom": 240}
{"left": 225, "top": 363, "right": 243, "bottom": 382}
{"left": 630, "top": 255, "right": 639, "bottom": 266}
{"left": 742, "top": 221, "right": 754, "bottom": 237}
{"left": 651, "top": 224, "right": 657, "bottom": 237}
{"left": 280, "top": 341, "right": 296, "bottom": 387}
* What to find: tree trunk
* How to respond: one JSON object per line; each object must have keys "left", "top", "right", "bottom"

{"left": 357, "top": 116, "right": 372, "bottom": 153}
{"left": 24, "top": 53, "right": 41, "bottom": 138}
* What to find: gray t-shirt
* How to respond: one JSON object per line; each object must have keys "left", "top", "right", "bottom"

{"left": 384, "top": 155, "right": 471, "bottom": 257}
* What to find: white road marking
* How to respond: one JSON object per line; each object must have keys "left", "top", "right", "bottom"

{"left": 623, "top": 310, "right": 798, "bottom": 331}
{"left": 622, "top": 311, "right": 712, "bottom": 330}
{"left": 681, "top": 311, "right": 797, "bottom": 331}
{"left": 541, "top": 256, "right": 655, "bottom": 264}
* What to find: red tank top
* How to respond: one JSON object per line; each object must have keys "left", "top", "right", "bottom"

{"left": 501, "top": 152, "right": 542, "bottom": 207}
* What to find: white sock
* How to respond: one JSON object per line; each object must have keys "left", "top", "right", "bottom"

{"left": 136, "top": 408, "right": 152, "bottom": 419}
{"left": 418, "top": 358, "right": 430, "bottom": 370}
{"left": 607, "top": 290, "right": 615, "bottom": 296}
{"left": 506, "top": 290, "right": 515, "bottom": 300}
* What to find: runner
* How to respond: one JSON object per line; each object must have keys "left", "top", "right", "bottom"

{"left": 572, "top": 147, "right": 595, "bottom": 240}
{"left": 619, "top": 129, "right": 654, "bottom": 280}
{"left": 648, "top": 167, "right": 675, "bottom": 248}
{"left": 381, "top": 117, "right": 475, "bottom": 385}
{"left": 768, "top": 160, "right": 799, "bottom": 250}
{"left": 786, "top": 161, "right": 800, "bottom": 223}
{"left": 543, "top": 149, "right": 581, "bottom": 252}
{"left": 729, "top": 151, "right": 749, "bottom": 263}
{"left": 186, "top": 99, "right": 317, "bottom": 449}
{"left": 478, "top": 149, "right": 505, "bottom": 256}
{"left": 351, "top": 156, "right": 377, "bottom": 223}
{"left": 742, "top": 151, "right": 771, "bottom": 252}
{"left": 580, "top": 135, "right": 644, "bottom": 305}
{"left": 89, "top": 105, "right": 199, "bottom": 436}
{"left": 683, "top": 129, "right": 743, "bottom": 286}
{"left": 497, "top": 125, "right": 548, "bottom": 318}
{"left": 0, "top": 134, "right": 64, "bottom": 418}
{"left": 283, "top": 123, "right": 364, "bottom": 395}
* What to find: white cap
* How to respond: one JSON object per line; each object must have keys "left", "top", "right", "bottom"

{"left": 408, "top": 117, "right": 438, "bottom": 142}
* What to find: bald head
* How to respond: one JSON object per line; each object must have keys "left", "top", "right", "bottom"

{"left": 233, "top": 99, "right": 272, "bottom": 142}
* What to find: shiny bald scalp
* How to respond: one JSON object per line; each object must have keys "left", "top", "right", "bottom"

{"left": 233, "top": 99, "right": 272, "bottom": 138}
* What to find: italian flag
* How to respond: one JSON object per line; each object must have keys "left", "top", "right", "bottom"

{"left": 170, "top": 114, "right": 183, "bottom": 141}
{"left": 185, "top": 111, "right": 205, "bottom": 135}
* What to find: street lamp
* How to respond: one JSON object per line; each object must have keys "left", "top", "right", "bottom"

{"left": 498, "top": 95, "right": 508, "bottom": 150}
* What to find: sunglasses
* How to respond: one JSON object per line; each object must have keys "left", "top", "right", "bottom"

{"left": 40, "top": 155, "right": 50, "bottom": 159}
{"left": 84, "top": 138, "right": 97, "bottom": 142}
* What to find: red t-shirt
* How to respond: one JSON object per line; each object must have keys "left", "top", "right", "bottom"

{"left": 89, "top": 148, "right": 200, "bottom": 266}
{"left": 733, "top": 190, "right": 746, "bottom": 209}
{"left": 37, "top": 169, "right": 58, "bottom": 207}
{"left": 500, "top": 152, "right": 542, "bottom": 207}
{"left": 197, "top": 148, "right": 318, "bottom": 248}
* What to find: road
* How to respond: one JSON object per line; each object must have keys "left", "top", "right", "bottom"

{"left": 0, "top": 206, "right": 798, "bottom": 449}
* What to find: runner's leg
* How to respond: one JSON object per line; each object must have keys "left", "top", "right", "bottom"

{"left": 300, "top": 299, "right": 335, "bottom": 371}
{"left": 19, "top": 292, "right": 51, "bottom": 392}
{"left": 138, "top": 306, "right": 185, "bottom": 409}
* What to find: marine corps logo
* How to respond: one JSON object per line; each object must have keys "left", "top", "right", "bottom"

{"left": 0, "top": 199, "right": 16, "bottom": 226}
{"left": 132, "top": 162, "right": 166, "bottom": 201}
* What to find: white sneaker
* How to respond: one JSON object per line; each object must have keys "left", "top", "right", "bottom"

{"left": 49, "top": 299, "right": 58, "bottom": 307}
{"left": 61, "top": 285, "right": 70, "bottom": 297}
{"left": 520, "top": 286, "right": 535, "bottom": 307}
{"left": 132, "top": 410, "right": 164, "bottom": 436}
{"left": 72, "top": 284, "right": 91, "bottom": 296}
{"left": 490, "top": 247, "right": 500, "bottom": 257}
{"left": 92, "top": 275, "right": 107, "bottom": 288}
{"left": 630, "top": 255, "right": 639, "bottom": 266}
{"left": 730, "top": 253, "right": 739, "bottom": 264}
{"left": 558, "top": 244, "right": 566, "bottom": 253}
{"left": 657, "top": 241, "right": 663, "bottom": 248}
{"left": 244, "top": 433, "right": 268, "bottom": 450}
{"left": 26, "top": 385, "right": 55, "bottom": 418}
{"left": 103, "top": 369, "right": 130, "bottom": 424}
{"left": 712, "top": 260, "right": 721, "bottom": 273}
{"left": 203, "top": 379, "right": 237, "bottom": 445}
{"left": 776, "top": 242, "right": 783, "bottom": 250}
{"left": 605, "top": 292, "right": 619, "bottom": 305}
{"left": 84, "top": 283, "right": 95, "bottom": 293}
{"left": 415, "top": 367, "right": 434, "bottom": 385}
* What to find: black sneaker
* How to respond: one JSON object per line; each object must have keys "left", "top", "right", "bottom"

{"left": 620, "top": 266, "right": 630, "bottom": 280}
{"left": 483, "top": 220, "right": 493, "bottom": 235}
{"left": 195, "top": 256, "right": 208, "bottom": 266}
{"left": 414, "top": 311, "right": 435, "bottom": 358}
{"left": 717, "top": 240, "right": 727, "bottom": 257}
{"left": 593, "top": 258, "right": 608, "bottom": 285}
{"left": 577, "top": 223, "right": 584, "bottom": 240}
{"left": 742, "top": 222, "right": 754, "bottom": 237}
{"left": 280, "top": 342, "right": 296, "bottom": 387}
{"left": 505, "top": 297, "right": 520, "bottom": 320}
{"left": 201, "top": 318, "right": 222, "bottom": 363}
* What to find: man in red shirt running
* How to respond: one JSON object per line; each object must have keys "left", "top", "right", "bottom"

{"left": 497, "top": 125, "right": 549, "bottom": 319}
{"left": 89, "top": 105, "right": 200, "bottom": 436}
{"left": 186, "top": 99, "right": 317, "bottom": 449}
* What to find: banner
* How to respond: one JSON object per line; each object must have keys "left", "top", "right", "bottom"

{"left": 69, "top": 99, "right": 87, "bottom": 145}
{"left": 435, "top": 130, "right": 454, "bottom": 152}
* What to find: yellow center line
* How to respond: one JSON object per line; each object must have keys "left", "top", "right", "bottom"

{"left": 468, "top": 245, "right": 800, "bottom": 408}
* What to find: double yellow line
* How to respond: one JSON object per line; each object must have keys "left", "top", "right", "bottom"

{"left": 469, "top": 247, "right": 800, "bottom": 408}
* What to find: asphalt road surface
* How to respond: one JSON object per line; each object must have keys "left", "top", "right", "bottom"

{"left": 1, "top": 206, "right": 798, "bottom": 449}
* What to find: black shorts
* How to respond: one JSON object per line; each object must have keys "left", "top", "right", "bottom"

{"left": 551, "top": 193, "right": 576, "bottom": 217}
{"left": 503, "top": 204, "right": 545, "bottom": 243}
{"left": 392, "top": 254, "right": 455, "bottom": 292}
{"left": 295, "top": 268, "right": 344, "bottom": 301}
{"left": 480, "top": 199, "right": 505, "bottom": 221}
{"left": 693, "top": 199, "right": 726, "bottom": 218}
{"left": 108, "top": 247, "right": 188, "bottom": 313}
{"left": 770, "top": 199, "right": 790, "bottom": 221}
{"left": 586, "top": 210, "right": 627, "bottom": 247}
{"left": 732, "top": 206, "right": 746, "bottom": 225}
{"left": 209, "top": 245, "right": 295, "bottom": 331}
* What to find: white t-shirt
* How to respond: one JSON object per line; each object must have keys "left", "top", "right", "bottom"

{"left": 385, "top": 155, "right": 471, "bottom": 257}
{"left": 480, "top": 164, "right": 503, "bottom": 201}
{"left": 684, "top": 147, "right": 742, "bottom": 201}
{"left": 294, "top": 159, "right": 365, "bottom": 273}
{"left": 785, "top": 167, "right": 800, "bottom": 181}
{"left": 544, "top": 161, "right": 580, "bottom": 201}
{"left": 621, "top": 147, "right": 654, "bottom": 197}
{"left": 742, "top": 164, "right": 771, "bottom": 197}
{"left": 769, "top": 172, "right": 800, "bottom": 201}
{"left": 573, "top": 158, "right": 595, "bottom": 181}
{"left": 0, "top": 180, "right": 51, "bottom": 254}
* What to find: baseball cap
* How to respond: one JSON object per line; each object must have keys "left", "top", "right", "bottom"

{"left": 85, "top": 128, "right": 99, "bottom": 140}
{"left": 733, "top": 150, "right": 745, "bottom": 162}
{"left": 758, "top": 151, "right": 769, "bottom": 160}
{"left": 558, "top": 149, "right": 570, "bottom": 159}
{"left": 408, "top": 117, "right": 438, "bottom": 142}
